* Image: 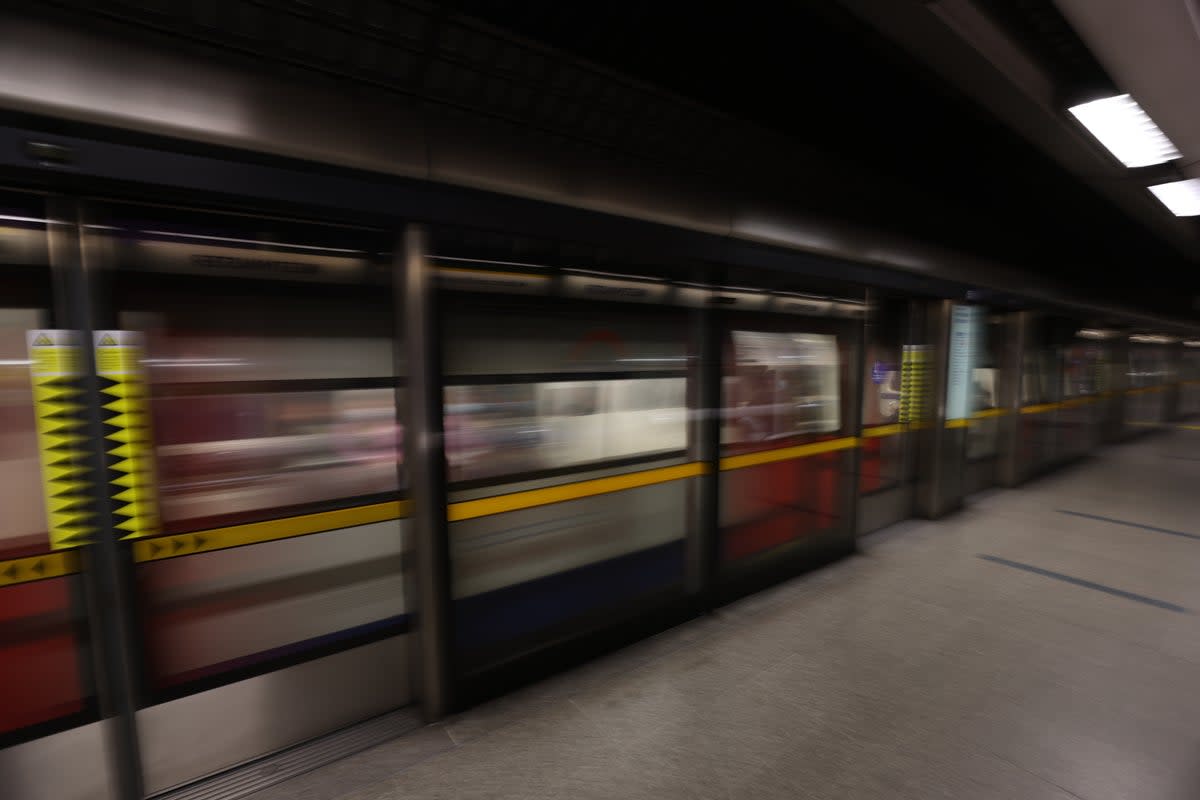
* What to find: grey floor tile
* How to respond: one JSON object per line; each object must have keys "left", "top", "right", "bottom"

{"left": 349, "top": 703, "right": 666, "bottom": 800}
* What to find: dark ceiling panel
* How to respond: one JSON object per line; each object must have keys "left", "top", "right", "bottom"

{"left": 974, "top": 0, "right": 1116, "bottom": 102}
{"left": 10, "top": 0, "right": 1198, "bottom": 316}
{"left": 452, "top": 0, "right": 1197, "bottom": 315}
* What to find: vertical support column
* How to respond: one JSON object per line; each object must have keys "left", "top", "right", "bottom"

{"left": 1109, "top": 333, "right": 1130, "bottom": 441}
{"left": 686, "top": 305, "right": 721, "bottom": 607}
{"left": 843, "top": 294, "right": 868, "bottom": 542}
{"left": 915, "top": 299, "right": 956, "bottom": 518}
{"left": 996, "top": 311, "right": 1024, "bottom": 487}
{"left": 47, "top": 197, "right": 145, "bottom": 800}
{"left": 399, "top": 225, "right": 453, "bottom": 721}
{"left": 1165, "top": 341, "right": 1183, "bottom": 422}
{"left": 1046, "top": 321, "right": 1066, "bottom": 465}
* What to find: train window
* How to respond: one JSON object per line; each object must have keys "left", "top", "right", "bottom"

{"left": 1129, "top": 346, "right": 1168, "bottom": 387}
{"left": 1125, "top": 344, "right": 1171, "bottom": 428}
{"left": 94, "top": 204, "right": 407, "bottom": 693}
{"left": 719, "top": 316, "right": 851, "bottom": 567}
{"left": 1021, "top": 349, "right": 1059, "bottom": 405}
{"left": 0, "top": 195, "right": 90, "bottom": 738}
{"left": 152, "top": 387, "right": 401, "bottom": 530}
{"left": 445, "top": 377, "right": 686, "bottom": 484}
{"left": 443, "top": 303, "right": 686, "bottom": 377}
{"left": 0, "top": 308, "right": 50, "bottom": 551}
{"left": 863, "top": 346, "right": 901, "bottom": 427}
{"left": 860, "top": 298, "right": 907, "bottom": 494}
{"left": 115, "top": 308, "right": 403, "bottom": 531}
{"left": 440, "top": 288, "right": 693, "bottom": 668}
{"left": 108, "top": 221, "right": 398, "bottom": 532}
{"left": 722, "top": 330, "right": 841, "bottom": 448}
{"left": 122, "top": 302, "right": 395, "bottom": 383}
{"left": 443, "top": 300, "right": 689, "bottom": 485}
{"left": 1181, "top": 351, "right": 1200, "bottom": 417}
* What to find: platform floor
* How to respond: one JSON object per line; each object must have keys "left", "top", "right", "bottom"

{"left": 249, "top": 430, "right": 1200, "bottom": 800}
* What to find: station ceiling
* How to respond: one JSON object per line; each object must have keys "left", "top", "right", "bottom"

{"left": 16, "top": 0, "right": 1199, "bottom": 322}
{"left": 455, "top": 0, "right": 1200, "bottom": 321}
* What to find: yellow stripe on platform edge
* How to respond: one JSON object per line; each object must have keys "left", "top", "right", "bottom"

{"left": 862, "top": 424, "right": 903, "bottom": 439}
{"left": 719, "top": 437, "right": 859, "bottom": 472}
{"left": 133, "top": 500, "right": 412, "bottom": 563}
{"left": 1020, "top": 402, "right": 1060, "bottom": 415}
{"left": 0, "top": 550, "right": 79, "bottom": 588}
{"left": 448, "top": 462, "right": 707, "bottom": 522}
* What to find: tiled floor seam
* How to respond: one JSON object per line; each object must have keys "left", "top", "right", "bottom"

{"left": 979, "top": 745, "right": 1093, "bottom": 800}
{"left": 873, "top": 561, "right": 1200, "bottom": 679}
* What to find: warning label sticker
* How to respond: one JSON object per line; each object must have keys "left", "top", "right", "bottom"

{"left": 27, "top": 329, "right": 80, "bottom": 379}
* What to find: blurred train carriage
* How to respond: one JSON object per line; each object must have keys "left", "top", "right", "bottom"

{"left": 0, "top": 176, "right": 1195, "bottom": 800}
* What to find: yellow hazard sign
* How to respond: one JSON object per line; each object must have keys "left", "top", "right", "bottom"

{"left": 94, "top": 331, "right": 161, "bottom": 540}
{"left": 27, "top": 330, "right": 95, "bottom": 550}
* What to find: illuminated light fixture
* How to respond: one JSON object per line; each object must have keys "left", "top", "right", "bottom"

{"left": 1148, "top": 178, "right": 1200, "bottom": 216}
{"left": 1183, "top": 340, "right": 1200, "bottom": 348}
{"left": 1130, "top": 334, "right": 1173, "bottom": 344}
{"left": 141, "top": 230, "right": 364, "bottom": 254}
{"left": 1076, "top": 328, "right": 1117, "bottom": 340}
{"left": 1067, "top": 94, "right": 1180, "bottom": 167}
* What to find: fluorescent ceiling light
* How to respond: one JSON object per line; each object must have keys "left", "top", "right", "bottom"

{"left": 1184, "top": 340, "right": 1200, "bottom": 348}
{"left": 1148, "top": 178, "right": 1200, "bottom": 216}
{"left": 1067, "top": 94, "right": 1180, "bottom": 167}
{"left": 1076, "top": 328, "right": 1117, "bottom": 340}
{"left": 1130, "top": 334, "right": 1173, "bottom": 344}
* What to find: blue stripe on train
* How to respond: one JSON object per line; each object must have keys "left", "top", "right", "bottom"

{"left": 454, "top": 540, "right": 685, "bottom": 651}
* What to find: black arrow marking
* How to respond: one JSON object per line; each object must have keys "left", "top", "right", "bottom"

{"left": 31, "top": 559, "right": 44, "bottom": 576}
{"left": 2, "top": 563, "right": 17, "bottom": 580}
{"left": 171, "top": 538, "right": 185, "bottom": 553}
{"left": 149, "top": 541, "right": 163, "bottom": 557}
{"left": 194, "top": 534, "right": 207, "bottom": 549}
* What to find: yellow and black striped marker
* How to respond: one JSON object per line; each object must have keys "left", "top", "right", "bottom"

{"left": 27, "top": 330, "right": 95, "bottom": 550}
{"left": 898, "top": 345, "right": 930, "bottom": 424}
{"left": 94, "top": 331, "right": 161, "bottom": 540}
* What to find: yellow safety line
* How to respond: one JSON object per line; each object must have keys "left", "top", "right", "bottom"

{"left": 719, "top": 437, "right": 859, "bottom": 472}
{"left": 448, "top": 462, "right": 707, "bottom": 522}
{"left": 944, "top": 418, "right": 970, "bottom": 429}
{"left": 862, "top": 423, "right": 904, "bottom": 438}
{"left": 1020, "top": 402, "right": 1059, "bottom": 415}
{"left": 972, "top": 408, "right": 1010, "bottom": 419}
{"left": 134, "top": 499, "right": 411, "bottom": 563}
{"left": 0, "top": 550, "right": 79, "bottom": 588}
